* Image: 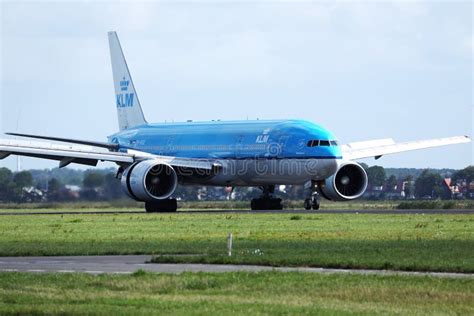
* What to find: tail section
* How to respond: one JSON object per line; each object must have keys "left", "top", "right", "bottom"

{"left": 108, "top": 31, "right": 147, "bottom": 131}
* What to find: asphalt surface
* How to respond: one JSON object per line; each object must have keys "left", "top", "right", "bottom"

{"left": 0, "top": 256, "right": 472, "bottom": 278}
{"left": 0, "top": 209, "right": 473, "bottom": 215}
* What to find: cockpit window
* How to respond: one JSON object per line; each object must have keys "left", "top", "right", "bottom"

{"left": 307, "top": 140, "right": 338, "bottom": 147}
{"left": 307, "top": 140, "right": 319, "bottom": 147}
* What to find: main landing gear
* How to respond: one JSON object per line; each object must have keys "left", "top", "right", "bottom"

{"left": 251, "top": 185, "right": 283, "bottom": 210}
{"left": 304, "top": 180, "right": 321, "bottom": 210}
{"left": 145, "top": 199, "right": 178, "bottom": 212}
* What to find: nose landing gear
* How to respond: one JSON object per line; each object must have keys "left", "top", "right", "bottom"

{"left": 304, "top": 180, "right": 320, "bottom": 210}
{"left": 251, "top": 185, "right": 283, "bottom": 210}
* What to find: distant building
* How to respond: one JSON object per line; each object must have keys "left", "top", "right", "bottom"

{"left": 22, "top": 186, "right": 45, "bottom": 202}
{"left": 364, "top": 185, "right": 384, "bottom": 199}
{"left": 442, "top": 178, "right": 474, "bottom": 199}
{"left": 65, "top": 185, "right": 81, "bottom": 193}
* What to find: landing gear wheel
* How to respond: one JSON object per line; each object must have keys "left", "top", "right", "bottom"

{"left": 250, "top": 185, "right": 284, "bottom": 210}
{"left": 251, "top": 199, "right": 258, "bottom": 210}
{"left": 304, "top": 180, "right": 321, "bottom": 211}
{"left": 311, "top": 196, "right": 320, "bottom": 210}
{"left": 251, "top": 198, "right": 283, "bottom": 210}
{"left": 145, "top": 199, "right": 177, "bottom": 213}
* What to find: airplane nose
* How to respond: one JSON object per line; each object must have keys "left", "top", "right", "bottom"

{"left": 329, "top": 145, "right": 342, "bottom": 158}
{"left": 319, "top": 145, "right": 341, "bottom": 158}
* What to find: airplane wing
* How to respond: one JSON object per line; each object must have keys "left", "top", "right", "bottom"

{"left": 342, "top": 136, "right": 471, "bottom": 161}
{"left": 5, "top": 132, "right": 119, "bottom": 150}
{"left": 0, "top": 138, "right": 219, "bottom": 170}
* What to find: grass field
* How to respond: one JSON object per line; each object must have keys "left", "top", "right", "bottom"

{"left": 0, "top": 199, "right": 472, "bottom": 211}
{"left": 0, "top": 211, "right": 472, "bottom": 315}
{"left": 0, "top": 271, "right": 472, "bottom": 315}
{"left": 0, "top": 200, "right": 400, "bottom": 211}
{"left": 0, "top": 212, "right": 472, "bottom": 272}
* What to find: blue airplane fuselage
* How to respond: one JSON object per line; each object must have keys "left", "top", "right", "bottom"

{"left": 108, "top": 119, "right": 342, "bottom": 186}
{"left": 109, "top": 119, "right": 342, "bottom": 160}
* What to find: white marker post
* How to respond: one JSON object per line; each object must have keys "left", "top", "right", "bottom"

{"left": 227, "top": 233, "right": 233, "bottom": 257}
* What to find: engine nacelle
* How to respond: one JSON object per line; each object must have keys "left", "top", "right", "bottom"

{"left": 319, "top": 161, "right": 368, "bottom": 201}
{"left": 121, "top": 160, "right": 178, "bottom": 202}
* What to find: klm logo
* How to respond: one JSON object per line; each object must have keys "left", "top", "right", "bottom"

{"left": 117, "top": 76, "right": 133, "bottom": 108}
{"left": 116, "top": 93, "right": 134, "bottom": 108}
{"left": 256, "top": 135, "right": 269, "bottom": 143}
{"left": 256, "top": 128, "right": 270, "bottom": 143}
{"left": 120, "top": 77, "right": 130, "bottom": 91}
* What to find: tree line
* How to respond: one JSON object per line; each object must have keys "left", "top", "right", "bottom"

{"left": 362, "top": 164, "right": 473, "bottom": 200}
{"left": 0, "top": 168, "right": 123, "bottom": 203}
{"left": 0, "top": 165, "right": 472, "bottom": 203}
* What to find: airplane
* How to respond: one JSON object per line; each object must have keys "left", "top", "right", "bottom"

{"left": 0, "top": 31, "right": 470, "bottom": 212}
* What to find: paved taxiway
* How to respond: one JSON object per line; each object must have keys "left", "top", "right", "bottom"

{"left": 0, "top": 256, "right": 472, "bottom": 278}
{"left": 0, "top": 209, "right": 472, "bottom": 215}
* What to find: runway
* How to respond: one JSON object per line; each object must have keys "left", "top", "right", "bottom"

{"left": 0, "top": 255, "right": 472, "bottom": 278}
{"left": 0, "top": 209, "right": 472, "bottom": 216}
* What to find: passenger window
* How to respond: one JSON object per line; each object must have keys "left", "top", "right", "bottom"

{"left": 320, "top": 140, "right": 330, "bottom": 146}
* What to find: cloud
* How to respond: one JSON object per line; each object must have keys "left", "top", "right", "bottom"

{"left": 2, "top": 2, "right": 471, "bottom": 84}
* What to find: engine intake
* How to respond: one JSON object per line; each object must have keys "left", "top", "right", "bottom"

{"left": 121, "top": 160, "right": 178, "bottom": 202}
{"left": 319, "top": 161, "right": 368, "bottom": 201}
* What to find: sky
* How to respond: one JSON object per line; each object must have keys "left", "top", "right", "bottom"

{"left": 0, "top": 0, "right": 472, "bottom": 171}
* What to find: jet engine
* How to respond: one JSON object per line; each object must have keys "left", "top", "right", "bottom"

{"left": 319, "top": 161, "right": 368, "bottom": 201}
{"left": 121, "top": 160, "right": 178, "bottom": 202}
